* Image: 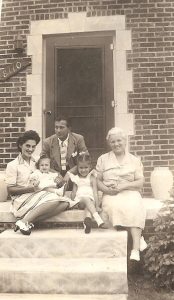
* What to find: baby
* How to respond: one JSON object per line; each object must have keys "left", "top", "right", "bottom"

{"left": 29, "top": 155, "right": 66, "bottom": 196}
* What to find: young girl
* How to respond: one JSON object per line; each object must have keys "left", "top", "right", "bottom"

{"left": 29, "top": 155, "right": 66, "bottom": 196}
{"left": 68, "top": 153, "right": 107, "bottom": 233}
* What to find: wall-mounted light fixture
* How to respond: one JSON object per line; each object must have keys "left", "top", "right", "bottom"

{"left": 14, "top": 34, "right": 24, "bottom": 54}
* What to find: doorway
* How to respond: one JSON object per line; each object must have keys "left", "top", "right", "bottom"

{"left": 45, "top": 33, "right": 114, "bottom": 162}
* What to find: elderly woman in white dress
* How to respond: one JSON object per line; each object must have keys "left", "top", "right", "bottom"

{"left": 96, "top": 127, "right": 147, "bottom": 261}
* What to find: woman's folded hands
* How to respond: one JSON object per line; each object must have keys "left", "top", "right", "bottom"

{"left": 106, "top": 181, "right": 130, "bottom": 194}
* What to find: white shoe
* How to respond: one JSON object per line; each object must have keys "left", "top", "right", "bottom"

{"left": 130, "top": 250, "right": 140, "bottom": 261}
{"left": 14, "top": 220, "right": 33, "bottom": 236}
{"left": 140, "top": 236, "right": 147, "bottom": 252}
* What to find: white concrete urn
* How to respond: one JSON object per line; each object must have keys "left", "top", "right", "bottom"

{"left": 150, "top": 167, "right": 173, "bottom": 200}
{"left": 0, "top": 171, "right": 8, "bottom": 202}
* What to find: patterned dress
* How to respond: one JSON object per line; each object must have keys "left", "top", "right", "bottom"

{"left": 5, "top": 154, "right": 75, "bottom": 219}
{"left": 96, "top": 151, "right": 146, "bottom": 229}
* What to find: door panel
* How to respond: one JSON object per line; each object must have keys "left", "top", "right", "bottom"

{"left": 45, "top": 34, "right": 114, "bottom": 163}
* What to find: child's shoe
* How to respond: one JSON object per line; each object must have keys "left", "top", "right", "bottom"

{"left": 140, "top": 236, "right": 147, "bottom": 252}
{"left": 83, "top": 217, "right": 92, "bottom": 234}
{"left": 130, "top": 249, "right": 140, "bottom": 261}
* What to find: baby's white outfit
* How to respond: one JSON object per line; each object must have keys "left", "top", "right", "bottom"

{"left": 29, "top": 170, "right": 65, "bottom": 196}
{"left": 69, "top": 172, "right": 94, "bottom": 201}
{"left": 29, "top": 170, "right": 79, "bottom": 208}
{"left": 29, "top": 169, "right": 58, "bottom": 189}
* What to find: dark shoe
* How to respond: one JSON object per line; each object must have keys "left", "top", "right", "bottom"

{"left": 83, "top": 217, "right": 92, "bottom": 234}
{"left": 20, "top": 227, "right": 31, "bottom": 236}
{"left": 99, "top": 222, "right": 108, "bottom": 229}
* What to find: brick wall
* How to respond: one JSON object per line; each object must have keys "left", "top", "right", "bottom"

{"left": 0, "top": 0, "right": 174, "bottom": 196}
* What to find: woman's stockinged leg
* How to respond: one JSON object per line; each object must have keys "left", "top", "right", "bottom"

{"left": 129, "top": 227, "right": 142, "bottom": 261}
{"left": 22, "top": 201, "right": 69, "bottom": 223}
{"left": 130, "top": 227, "right": 142, "bottom": 250}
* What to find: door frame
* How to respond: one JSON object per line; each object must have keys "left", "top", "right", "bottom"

{"left": 26, "top": 13, "right": 133, "bottom": 156}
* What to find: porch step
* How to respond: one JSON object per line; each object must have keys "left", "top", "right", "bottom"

{"left": 0, "top": 228, "right": 127, "bottom": 258}
{"left": 0, "top": 257, "right": 128, "bottom": 294}
{"left": 0, "top": 294, "right": 127, "bottom": 300}
{"left": 0, "top": 198, "right": 163, "bottom": 223}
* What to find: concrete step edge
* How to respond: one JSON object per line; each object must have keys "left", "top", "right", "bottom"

{"left": 0, "top": 257, "right": 127, "bottom": 273}
{"left": 0, "top": 228, "right": 127, "bottom": 239}
{"left": 0, "top": 294, "right": 128, "bottom": 300}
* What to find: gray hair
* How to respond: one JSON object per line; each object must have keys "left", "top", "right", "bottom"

{"left": 106, "top": 127, "right": 127, "bottom": 141}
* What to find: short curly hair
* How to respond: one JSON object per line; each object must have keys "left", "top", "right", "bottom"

{"left": 17, "top": 130, "right": 40, "bottom": 152}
{"left": 106, "top": 127, "right": 127, "bottom": 141}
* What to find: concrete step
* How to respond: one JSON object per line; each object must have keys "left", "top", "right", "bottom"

{"left": 0, "top": 257, "right": 128, "bottom": 294}
{"left": 0, "top": 198, "right": 163, "bottom": 223}
{"left": 0, "top": 294, "right": 127, "bottom": 300}
{"left": 0, "top": 228, "right": 127, "bottom": 258}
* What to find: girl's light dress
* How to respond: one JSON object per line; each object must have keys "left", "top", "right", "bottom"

{"left": 96, "top": 151, "right": 146, "bottom": 229}
{"left": 69, "top": 172, "right": 94, "bottom": 202}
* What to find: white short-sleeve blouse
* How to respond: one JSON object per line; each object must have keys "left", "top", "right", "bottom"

{"left": 96, "top": 151, "right": 144, "bottom": 187}
{"left": 6, "top": 154, "right": 36, "bottom": 187}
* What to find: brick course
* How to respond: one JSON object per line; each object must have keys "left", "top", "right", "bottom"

{"left": 0, "top": 0, "right": 174, "bottom": 196}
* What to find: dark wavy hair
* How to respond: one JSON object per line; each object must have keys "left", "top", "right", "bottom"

{"left": 55, "top": 116, "right": 72, "bottom": 128}
{"left": 77, "top": 153, "right": 92, "bottom": 166}
{"left": 17, "top": 130, "right": 40, "bottom": 152}
{"left": 35, "top": 154, "right": 50, "bottom": 169}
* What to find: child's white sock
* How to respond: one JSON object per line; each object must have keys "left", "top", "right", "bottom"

{"left": 93, "top": 212, "right": 103, "bottom": 227}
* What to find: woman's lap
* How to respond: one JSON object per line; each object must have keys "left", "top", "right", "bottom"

{"left": 11, "top": 191, "right": 70, "bottom": 219}
{"left": 102, "top": 190, "right": 146, "bottom": 229}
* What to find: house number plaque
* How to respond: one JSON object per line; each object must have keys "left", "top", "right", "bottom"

{"left": 0, "top": 59, "right": 31, "bottom": 81}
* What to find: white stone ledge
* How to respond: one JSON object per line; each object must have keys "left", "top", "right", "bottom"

{"left": 115, "top": 113, "right": 134, "bottom": 136}
{"left": 27, "top": 35, "right": 42, "bottom": 55}
{"left": 30, "top": 19, "right": 69, "bottom": 35}
{"left": 26, "top": 74, "right": 42, "bottom": 96}
{"left": 116, "top": 30, "right": 132, "bottom": 50}
{"left": 0, "top": 198, "right": 163, "bottom": 223}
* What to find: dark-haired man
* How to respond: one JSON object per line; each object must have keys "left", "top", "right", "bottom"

{"left": 41, "top": 116, "right": 88, "bottom": 187}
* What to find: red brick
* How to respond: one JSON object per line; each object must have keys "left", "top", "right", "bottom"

{"left": 0, "top": 0, "right": 173, "bottom": 197}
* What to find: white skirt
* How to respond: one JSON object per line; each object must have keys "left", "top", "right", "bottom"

{"left": 102, "top": 190, "right": 146, "bottom": 229}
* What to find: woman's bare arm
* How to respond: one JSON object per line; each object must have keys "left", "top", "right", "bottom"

{"left": 97, "top": 174, "right": 118, "bottom": 195}
{"left": 91, "top": 175, "right": 100, "bottom": 210}
{"left": 7, "top": 185, "right": 36, "bottom": 196}
{"left": 71, "top": 183, "right": 78, "bottom": 200}
{"left": 116, "top": 177, "right": 144, "bottom": 192}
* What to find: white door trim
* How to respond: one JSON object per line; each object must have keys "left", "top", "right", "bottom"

{"left": 26, "top": 12, "right": 133, "bottom": 155}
